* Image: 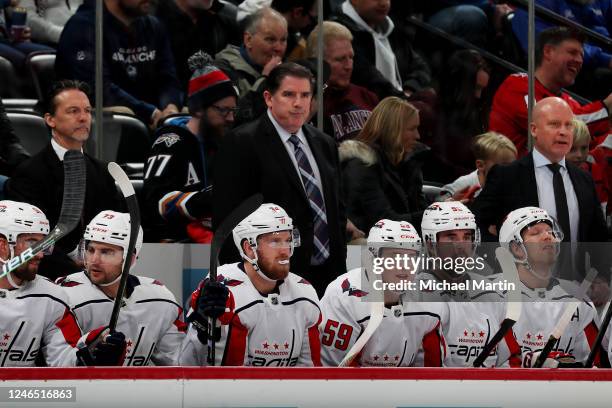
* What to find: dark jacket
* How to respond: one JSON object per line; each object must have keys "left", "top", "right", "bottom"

{"left": 0, "top": 99, "right": 29, "bottom": 175}
{"left": 339, "top": 139, "right": 424, "bottom": 233}
{"left": 332, "top": 11, "right": 431, "bottom": 99}
{"left": 156, "top": 0, "right": 240, "bottom": 90}
{"left": 56, "top": 0, "right": 182, "bottom": 122}
{"left": 471, "top": 152, "right": 609, "bottom": 279}
{"left": 213, "top": 113, "right": 347, "bottom": 293}
{"left": 5, "top": 142, "right": 123, "bottom": 254}
{"left": 214, "top": 45, "right": 267, "bottom": 125}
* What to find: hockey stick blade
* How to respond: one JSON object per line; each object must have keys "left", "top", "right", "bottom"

{"left": 533, "top": 268, "right": 597, "bottom": 368}
{"left": 339, "top": 299, "right": 384, "bottom": 367}
{"left": 206, "top": 193, "right": 263, "bottom": 365}
{"left": 0, "top": 150, "right": 86, "bottom": 280}
{"left": 107, "top": 162, "right": 140, "bottom": 333}
{"left": 473, "top": 247, "right": 522, "bottom": 367}
{"left": 339, "top": 252, "right": 384, "bottom": 367}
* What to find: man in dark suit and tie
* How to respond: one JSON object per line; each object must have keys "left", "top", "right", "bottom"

{"left": 5, "top": 80, "right": 123, "bottom": 280}
{"left": 472, "top": 96, "right": 608, "bottom": 280}
{"left": 213, "top": 62, "right": 347, "bottom": 296}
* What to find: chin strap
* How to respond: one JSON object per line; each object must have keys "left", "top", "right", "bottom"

{"left": 0, "top": 246, "right": 23, "bottom": 289}
{"left": 243, "top": 245, "right": 278, "bottom": 284}
{"left": 514, "top": 242, "right": 554, "bottom": 282}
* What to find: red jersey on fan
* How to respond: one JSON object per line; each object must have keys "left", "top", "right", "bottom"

{"left": 489, "top": 73, "right": 610, "bottom": 156}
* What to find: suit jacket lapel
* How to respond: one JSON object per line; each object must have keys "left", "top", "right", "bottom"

{"left": 566, "top": 164, "right": 586, "bottom": 240}
{"left": 261, "top": 115, "right": 309, "bottom": 201}
{"left": 43, "top": 143, "right": 64, "bottom": 182}
{"left": 522, "top": 153, "right": 540, "bottom": 206}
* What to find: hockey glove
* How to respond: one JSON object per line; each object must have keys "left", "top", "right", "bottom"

{"left": 76, "top": 326, "right": 127, "bottom": 366}
{"left": 188, "top": 280, "right": 229, "bottom": 344}
{"left": 524, "top": 350, "right": 576, "bottom": 368}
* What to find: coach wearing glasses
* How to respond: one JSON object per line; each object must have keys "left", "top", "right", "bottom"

{"left": 142, "top": 52, "right": 238, "bottom": 242}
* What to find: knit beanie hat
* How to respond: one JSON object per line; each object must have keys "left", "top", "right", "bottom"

{"left": 187, "top": 51, "right": 237, "bottom": 113}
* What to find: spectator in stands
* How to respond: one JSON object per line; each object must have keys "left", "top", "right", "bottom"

{"left": 0, "top": 98, "right": 30, "bottom": 178}
{"left": 511, "top": 0, "right": 612, "bottom": 99}
{"left": 213, "top": 62, "right": 347, "bottom": 296}
{"left": 271, "top": 0, "right": 316, "bottom": 61}
{"left": 143, "top": 52, "right": 237, "bottom": 243}
{"left": 20, "top": 0, "right": 82, "bottom": 46}
{"left": 566, "top": 119, "right": 609, "bottom": 215}
{"left": 156, "top": 0, "right": 240, "bottom": 90}
{"left": 426, "top": 49, "right": 491, "bottom": 181}
{"left": 215, "top": 7, "right": 287, "bottom": 124}
{"left": 236, "top": 1, "right": 317, "bottom": 61}
{"left": 489, "top": 27, "right": 612, "bottom": 157}
{"left": 333, "top": 0, "right": 432, "bottom": 99}
{"left": 340, "top": 97, "right": 425, "bottom": 233}
{"left": 590, "top": 133, "right": 612, "bottom": 210}
{"left": 0, "top": 1, "right": 53, "bottom": 69}
{"left": 513, "top": 0, "right": 612, "bottom": 101}
{"left": 5, "top": 80, "right": 123, "bottom": 280}
{"left": 419, "top": 1, "right": 513, "bottom": 48}
{"left": 306, "top": 21, "right": 378, "bottom": 143}
{"left": 56, "top": 0, "right": 182, "bottom": 128}
{"left": 441, "top": 131, "right": 517, "bottom": 203}
{"left": 474, "top": 96, "right": 608, "bottom": 249}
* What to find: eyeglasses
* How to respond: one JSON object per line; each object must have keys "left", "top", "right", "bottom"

{"left": 211, "top": 105, "right": 239, "bottom": 118}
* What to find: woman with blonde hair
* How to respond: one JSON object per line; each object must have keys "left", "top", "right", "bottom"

{"left": 339, "top": 96, "right": 426, "bottom": 233}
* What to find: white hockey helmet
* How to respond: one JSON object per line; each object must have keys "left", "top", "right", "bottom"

{"left": 0, "top": 200, "right": 49, "bottom": 244}
{"left": 83, "top": 210, "right": 143, "bottom": 261}
{"left": 232, "top": 203, "right": 300, "bottom": 279}
{"left": 421, "top": 201, "right": 480, "bottom": 246}
{"left": 367, "top": 219, "right": 422, "bottom": 256}
{"left": 499, "top": 206, "right": 563, "bottom": 249}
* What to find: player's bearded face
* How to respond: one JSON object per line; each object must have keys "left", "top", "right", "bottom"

{"left": 85, "top": 242, "right": 124, "bottom": 285}
{"left": 255, "top": 231, "right": 292, "bottom": 280}
{"left": 12, "top": 234, "right": 47, "bottom": 282}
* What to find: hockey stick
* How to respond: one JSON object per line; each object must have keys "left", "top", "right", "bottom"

{"left": 206, "top": 194, "right": 263, "bottom": 365}
{"left": 107, "top": 162, "right": 140, "bottom": 333}
{"left": 584, "top": 253, "right": 612, "bottom": 368}
{"left": 473, "top": 247, "right": 522, "bottom": 367}
{"left": 339, "top": 249, "right": 385, "bottom": 367}
{"left": 533, "top": 261, "right": 597, "bottom": 368}
{"left": 0, "top": 150, "right": 86, "bottom": 280}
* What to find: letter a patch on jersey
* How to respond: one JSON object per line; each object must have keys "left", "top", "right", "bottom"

{"left": 185, "top": 162, "right": 200, "bottom": 186}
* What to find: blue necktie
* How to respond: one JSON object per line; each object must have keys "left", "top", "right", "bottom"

{"left": 289, "top": 134, "right": 330, "bottom": 265}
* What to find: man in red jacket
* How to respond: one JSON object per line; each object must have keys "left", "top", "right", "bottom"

{"left": 489, "top": 27, "right": 612, "bottom": 156}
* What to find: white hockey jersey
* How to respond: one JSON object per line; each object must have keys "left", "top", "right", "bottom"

{"left": 416, "top": 272, "right": 521, "bottom": 367}
{"left": 179, "top": 263, "right": 322, "bottom": 367}
{"left": 58, "top": 272, "right": 186, "bottom": 366}
{"left": 319, "top": 268, "right": 446, "bottom": 367}
{"left": 508, "top": 279, "right": 606, "bottom": 367}
{"left": 0, "top": 275, "right": 81, "bottom": 367}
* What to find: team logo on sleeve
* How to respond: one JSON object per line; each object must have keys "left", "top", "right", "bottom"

{"left": 341, "top": 279, "right": 368, "bottom": 297}
{"left": 153, "top": 134, "right": 180, "bottom": 148}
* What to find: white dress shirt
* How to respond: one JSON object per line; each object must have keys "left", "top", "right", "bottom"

{"left": 51, "top": 138, "right": 83, "bottom": 162}
{"left": 533, "top": 148, "right": 579, "bottom": 243}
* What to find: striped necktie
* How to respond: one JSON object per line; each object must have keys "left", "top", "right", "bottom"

{"left": 289, "top": 134, "right": 330, "bottom": 265}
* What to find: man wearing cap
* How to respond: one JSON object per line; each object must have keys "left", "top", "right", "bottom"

{"left": 142, "top": 52, "right": 238, "bottom": 242}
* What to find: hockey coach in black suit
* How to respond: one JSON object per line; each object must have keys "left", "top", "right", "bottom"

{"left": 213, "top": 62, "right": 347, "bottom": 296}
